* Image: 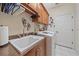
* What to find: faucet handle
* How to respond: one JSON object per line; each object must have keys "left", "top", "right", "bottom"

{"left": 17, "top": 34, "right": 21, "bottom": 38}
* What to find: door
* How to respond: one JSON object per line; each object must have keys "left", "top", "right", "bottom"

{"left": 54, "top": 14, "right": 74, "bottom": 48}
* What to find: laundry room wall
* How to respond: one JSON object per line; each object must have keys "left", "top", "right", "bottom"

{"left": 0, "top": 8, "right": 35, "bottom": 36}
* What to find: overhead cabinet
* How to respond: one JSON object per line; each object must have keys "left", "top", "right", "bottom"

{"left": 21, "top": 3, "right": 49, "bottom": 25}
{"left": 21, "top": 3, "right": 38, "bottom": 15}
{"left": 37, "top": 3, "right": 49, "bottom": 25}
{"left": 27, "top": 3, "right": 38, "bottom": 12}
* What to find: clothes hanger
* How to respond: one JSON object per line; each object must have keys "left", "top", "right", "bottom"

{"left": 11, "top": 4, "right": 20, "bottom": 15}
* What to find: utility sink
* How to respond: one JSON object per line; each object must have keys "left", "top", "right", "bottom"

{"left": 9, "top": 35, "right": 44, "bottom": 55}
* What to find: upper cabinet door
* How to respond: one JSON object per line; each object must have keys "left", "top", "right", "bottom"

{"left": 37, "top": 4, "right": 43, "bottom": 23}
{"left": 37, "top": 4, "right": 49, "bottom": 25}
{"left": 21, "top": 3, "right": 38, "bottom": 15}
{"left": 21, "top": 3, "right": 49, "bottom": 25}
{"left": 27, "top": 3, "right": 38, "bottom": 12}
{"left": 43, "top": 9, "right": 49, "bottom": 24}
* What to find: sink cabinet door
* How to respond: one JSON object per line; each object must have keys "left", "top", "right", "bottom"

{"left": 35, "top": 39, "right": 46, "bottom": 56}
{"left": 24, "top": 48, "right": 36, "bottom": 56}
{"left": 24, "top": 39, "right": 46, "bottom": 56}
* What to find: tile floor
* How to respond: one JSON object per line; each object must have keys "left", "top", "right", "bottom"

{"left": 55, "top": 45, "right": 79, "bottom": 56}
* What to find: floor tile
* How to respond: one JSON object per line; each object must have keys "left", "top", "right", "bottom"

{"left": 55, "top": 45, "right": 79, "bottom": 56}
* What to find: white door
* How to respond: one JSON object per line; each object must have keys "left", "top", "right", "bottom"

{"left": 54, "top": 14, "right": 74, "bottom": 48}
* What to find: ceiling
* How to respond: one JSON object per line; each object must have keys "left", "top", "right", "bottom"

{"left": 43, "top": 3, "right": 64, "bottom": 13}
{"left": 43, "top": 3, "right": 58, "bottom": 9}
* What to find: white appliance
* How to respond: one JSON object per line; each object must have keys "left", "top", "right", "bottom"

{"left": 0, "top": 25, "right": 8, "bottom": 46}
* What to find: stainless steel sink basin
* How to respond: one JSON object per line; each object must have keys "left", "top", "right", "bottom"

{"left": 9, "top": 35, "right": 44, "bottom": 55}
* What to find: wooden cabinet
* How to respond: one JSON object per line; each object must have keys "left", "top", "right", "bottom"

{"left": 36, "top": 3, "right": 49, "bottom": 25}
{"left": 35, "top": 39, "right": 45, "bottom": 56}
{"left": 43, "top": 8, "right": 49, "bottom": 24}
{"left": 21, "top": 3, "right": 49, "bottom": 25}
{"left": 25, "top": 47, "right": 35, "bottom": 56}
{"left": 21, "top": 3, "right": 38, "bottom": 15}
{"left": 27, "top": 3, "right": 38, "bottom": 12}
{"left": 24, "top": 39, "right": 46, "bottom": 56}
{"left": 36, "top": 4, "right": 42, "bottom": 23}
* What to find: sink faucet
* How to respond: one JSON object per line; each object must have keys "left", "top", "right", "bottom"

{"left": 22, "top": 17, "right": 31, "bottom": 37}
{"left": 22, "top": 18, "right": 27, "bottom": 37}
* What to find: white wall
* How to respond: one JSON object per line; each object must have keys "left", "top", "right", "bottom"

{"left": 0, "top": 11, "right": 35, "bottom": 36}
